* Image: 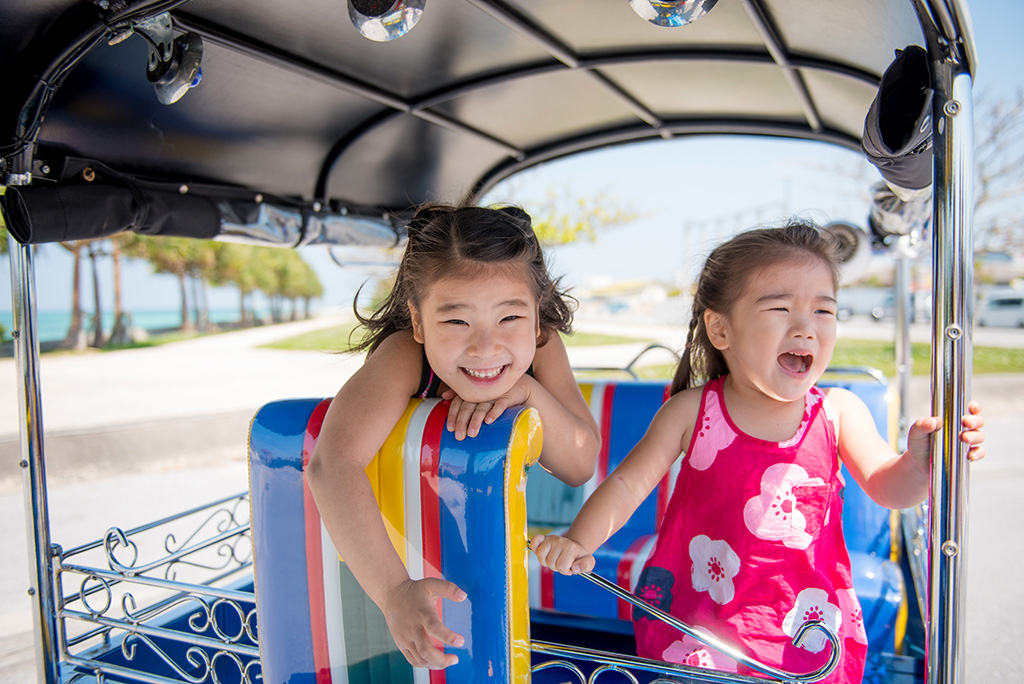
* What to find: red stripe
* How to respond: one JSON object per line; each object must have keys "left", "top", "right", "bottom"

{"left": 303, "top": 399, "right": 334, "bottom": 684}
{"left": 540, "top": 566, "right": 554, "bottom": 609}
{"left": 597, "top": 385, "right": 616, "bottom": 481}
{"left": 420, "top": 402, "right": 448, "bottom": 684}
{"left": 615, "top": 535, "right": 651, "bottom": 620}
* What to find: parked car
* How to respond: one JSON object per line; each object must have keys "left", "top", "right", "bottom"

{"left": 978, "top": 289, "right": 1024, "bottom": 327}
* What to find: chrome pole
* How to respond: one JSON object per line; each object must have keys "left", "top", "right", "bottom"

{"left": 6, "top": 176, "right": 60, "bottom": 682}
{"left": 926, "top": 65, "right": 974, "bottom": 684}
{"left": 894, "top": 241, "right": 914, "bottom": 447}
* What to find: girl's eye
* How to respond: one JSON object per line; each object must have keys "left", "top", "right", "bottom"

{"left": 444, "top": 319, "right": 468, "bottom": 326}
{"left": 816, "top": 309, "right": 836, "bottom": 316}
{"left": 501, "top": 315, "right": 521, "bottom": 322}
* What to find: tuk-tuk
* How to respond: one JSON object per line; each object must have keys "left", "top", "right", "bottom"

{"left": 1, "top": 1, "right": 977, "bottom": 683}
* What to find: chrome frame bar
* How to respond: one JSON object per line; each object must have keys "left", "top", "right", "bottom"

{"left": 8, "top": 223, "right": 59, "bottom": 681}
{"left": 927, "top": 63, "right": 974, "bottom": 684}
{"left": 579, "top": 572, "right": 840, "bottom": 682}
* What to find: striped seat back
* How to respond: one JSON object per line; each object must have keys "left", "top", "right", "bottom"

{"left": 250, "top": 397, "right": 542, "bottom": 684}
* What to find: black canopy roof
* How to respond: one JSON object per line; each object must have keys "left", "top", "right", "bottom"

{"left": 1, "top": 0, "right": 976, "bottom": 232}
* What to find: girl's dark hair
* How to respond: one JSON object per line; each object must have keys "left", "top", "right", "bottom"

{"left": 354, "top": 203, "right": 575, "bottom": 354}
{"left": 670, "top": 220, "right": 841, "bottom": 395}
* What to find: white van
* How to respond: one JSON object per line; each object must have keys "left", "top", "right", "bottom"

{"left": 978, "top": 290, "right": 1024, "bottom": 327}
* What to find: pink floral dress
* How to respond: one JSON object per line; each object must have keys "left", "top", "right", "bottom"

{"left": 632, "top": 376, "right": 867, "bottom": 682}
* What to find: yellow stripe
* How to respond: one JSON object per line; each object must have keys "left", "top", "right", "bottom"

{"left": 578, "top": 382, "right": 594, "bottom": 408}
{"left": 506, "top": 408, "right": 542, "bottom": 684}
{"left": 370, "top": 399, "right": 419, "bottom": 565}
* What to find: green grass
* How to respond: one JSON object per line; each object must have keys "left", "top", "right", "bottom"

{"left": 259, "top": 323, "right": 365, "bottom": 352}
{"left": 256, "top": 325, "right": 1024, "bottom": 377}
{"left": 561, "top": 331, "right": 654, "bottom": 346}
{"left": 599, "top": 339, "right": 1024, "bottom": 381}
{"left": 831, "top": 339, "right": 1024, "bottom": 376}
{"left": 260, "top": 325, "right": 650, "bottom": 352}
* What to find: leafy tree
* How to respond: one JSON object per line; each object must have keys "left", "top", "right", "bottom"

{"left": 297, "top": 261, "right": 324, "bottom": 319}
{"left": 974, "top": 89, "right": 1024, "bottom": 253}
{"left": 515, "top": 184, "right": 642, "bottom": 246}
{"left": 122, "top": 235, "right": 198, "bottom": 332}
{"left": 55, "top": 239, "right": 102, "bottom": 350}
{"left": 210, "top": 243, "right": 261, "bottom": 326}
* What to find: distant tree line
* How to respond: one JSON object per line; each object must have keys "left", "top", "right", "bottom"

{"left": 53, "top": 234, "right": 323, "bottom": 350}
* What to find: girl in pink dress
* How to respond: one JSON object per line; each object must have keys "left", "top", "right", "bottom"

{"left": 532, "top": 222, "right": 986, "bottom": 682}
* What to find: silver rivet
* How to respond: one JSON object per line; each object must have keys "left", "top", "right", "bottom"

{"left": 11, "top": 330, "right": 19, "bottom": 339}
{"left": 312, "top": 202, "right": 322, "bottom": 212}
{"left": 40, "top": 165, "right": 50, "bottom": 175}
{"left": 941, "top": 541, "right": 959, "bottom": 557}
{"left": 19, "top": 460, "right": 28, "bottom": 469}
{"left": 27, "top": 587, "right": 36, "bottom": 596}
{"left": 944, "top": 100, "right": 961, "bottom": 116}
{"left": 254, "top": 194, "right": 264, "bottom": 203}
{"left": 946, "top": 324, "right": 962, "bottom": 339}
{"left": 179, "top": 184, "right": 189, "bottom": 195}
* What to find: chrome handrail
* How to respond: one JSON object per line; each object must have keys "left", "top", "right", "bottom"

{"left": 578, "top": 571, "right": 841, "bottom": 683}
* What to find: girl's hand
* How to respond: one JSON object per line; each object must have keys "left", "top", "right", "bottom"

{"left": 442, "top": 378, "right": 532, "bottom": 440}
{"left": 381, "top": 578, "right": 467, "bottom": 669}
{"left": 958, "top": 400, "right": 986, "bottom": 462}
{"left": 531, "top": 533, "right": 595, "bottom": 575}
{"left": 906, "top": 400, "right": 986, "bottom": 470}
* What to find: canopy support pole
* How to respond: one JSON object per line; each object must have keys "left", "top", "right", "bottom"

{"left": 7, "top": 169, "right": 60, "bottom": 683}
{"left": 927, "top": 62, "right": 974, "bottom": 684}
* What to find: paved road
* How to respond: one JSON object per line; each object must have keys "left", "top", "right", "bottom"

{"left": 1, "top": 313, "right": 1021, "bottom": 682}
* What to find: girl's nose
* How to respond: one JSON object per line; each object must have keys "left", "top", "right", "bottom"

{"left": 468, "top": 328, "right": 500, "bottom": 356}
{"left": 790, "top": 314, "right": 815, "bottom": 338}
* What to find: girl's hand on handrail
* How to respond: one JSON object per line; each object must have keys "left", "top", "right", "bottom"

{"left": 530, "top": 533, "right": 596, "bottom": 575}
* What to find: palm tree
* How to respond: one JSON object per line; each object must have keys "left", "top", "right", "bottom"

{"left": 123, "top": 235, "right": 195, "bottom": 331}
{"left": 108, "top": 236, "right": 132, "bottom": 344}
{"left": 56, "top": 239, "right": 96, "bottom": 350}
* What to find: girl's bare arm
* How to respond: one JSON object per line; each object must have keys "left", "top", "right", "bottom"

{"left": 306, "top": 331, "right": 465, "bottom": 669}
{"left": 533, "top": 388, "right": 701, "bottom": 572}
{"left": 828, "top": 387, "right": 985, "bottom": 510}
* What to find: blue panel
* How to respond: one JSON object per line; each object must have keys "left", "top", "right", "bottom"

{"left": 606, "top": 383, "right": 669, "bottom": 538}
{"left": 249, "top": 398, "right": 323, "bottom": 684}
{"left": 850, "top": 551, "right": 905, "bottom": 650}
{"left": 438, "top": 406, "right": 527, "bottom": 682}
{"left": 818, "top": 379, "right": 893, "bottom": 556}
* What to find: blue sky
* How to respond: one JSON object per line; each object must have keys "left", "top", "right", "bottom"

{"left": 2, "top": 1, "right": 1022, "bottom": 316}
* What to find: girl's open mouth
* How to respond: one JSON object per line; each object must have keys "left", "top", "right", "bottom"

{"left": 778, "top": 352, "right": 812, "bottom": 374}
{"left": 461, "top": 365, "right": 508, "bottom": 382}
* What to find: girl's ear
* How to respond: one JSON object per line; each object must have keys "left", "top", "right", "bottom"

{"left": 704, "top": 309, "right": 729, "bottom": 351}
{"left": 408, "top": 301, "right": 424, "bottom": 344}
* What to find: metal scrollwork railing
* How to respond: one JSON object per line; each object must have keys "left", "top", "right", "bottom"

{"left": 532, "top": 572, "right": 840, "bottom": 684}
{"left": 56, "top": 492, "right": 261, "bottom": 683}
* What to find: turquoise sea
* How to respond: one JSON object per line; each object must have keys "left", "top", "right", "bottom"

{"left": 0, "top": 309, "right": 259, "bottom": 343}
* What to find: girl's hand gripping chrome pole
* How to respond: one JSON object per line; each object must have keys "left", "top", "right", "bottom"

{"left": 578, "top": 571, "right": 841, "bottom": 683}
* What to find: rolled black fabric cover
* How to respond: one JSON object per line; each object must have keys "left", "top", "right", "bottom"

{"left": 0, "top": 183, "right": 220, "bottom": 244}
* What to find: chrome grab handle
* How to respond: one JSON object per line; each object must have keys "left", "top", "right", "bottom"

{"left": 579, "top": 571, "right": 841, "bottom": 683}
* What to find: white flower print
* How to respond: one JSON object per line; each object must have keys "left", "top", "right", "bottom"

{"left": 689, "top": 535, "right": 741, "bottom": 605}
{"left": 837, "top": 587, "right": 868, "bottom": 645}
{"left": 688, "top": 390, "right": 735, "bottom": 471}
{"left": 743, "top": 463, "right": 826, "bottom": 550}
{"left": 662, "top": 629, "right": 739, "bottom": 671}
{"left": 782, "top": 587, "right": 842, "bottom": 653}
{"left": 779, "top": 391, "right": 819, "bottom": 448}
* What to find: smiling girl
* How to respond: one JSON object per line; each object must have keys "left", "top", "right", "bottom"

{"left": 306, "top": 204, "right": 600, "bottom": 670}
{"left": 531, "top": 221, "right": 985, "bottom": 682}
